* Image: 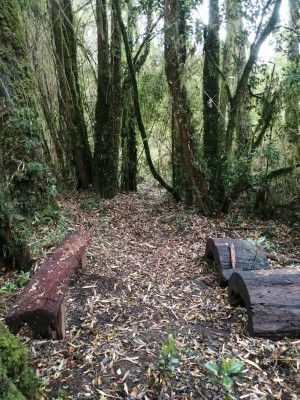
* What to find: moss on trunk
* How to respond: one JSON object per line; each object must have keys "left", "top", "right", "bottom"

{"left": 0, "top": 1, "right": 57, "bottom": 269}
{"left": 0, "top": 321, "right": 39, "bottom": 399}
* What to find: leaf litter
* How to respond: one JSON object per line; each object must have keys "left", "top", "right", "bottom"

{"left": 1, "top": 188, "right": 300, "bottom": 399}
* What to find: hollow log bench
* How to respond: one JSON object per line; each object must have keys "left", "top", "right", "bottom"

{"left": 228, "top": 269, "right": 300, "bottom": 339}
{"left": 5, "top": 230, "right": 92, "bottom": 340}
{"left": 204, "top": 238, "right": 269, "bottom": 287}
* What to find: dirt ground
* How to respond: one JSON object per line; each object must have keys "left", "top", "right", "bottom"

{"left": 1, "top": 188, "right": 300, "bottom": 399}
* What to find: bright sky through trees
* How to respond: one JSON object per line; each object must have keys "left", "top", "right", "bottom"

{"left": 195, "top": 0, "right": 290, "bottom": 61}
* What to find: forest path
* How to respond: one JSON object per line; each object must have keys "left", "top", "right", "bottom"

{"left": 9, "top": 188, "right": 300, "bottom": 398}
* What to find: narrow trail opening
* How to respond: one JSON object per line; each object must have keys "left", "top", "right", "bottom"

{"left": 3, "top": 188, "right": 299, "bottom": 399}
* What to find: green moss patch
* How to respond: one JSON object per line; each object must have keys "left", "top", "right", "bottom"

{"left": 0, "top": 321, "right": 39, "bottom": 399}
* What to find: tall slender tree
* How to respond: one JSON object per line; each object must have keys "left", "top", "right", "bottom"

{"left": 202, "top": 0, "right": 221, "bottom": 207}
{"left": 94, "top": 0, "right": 122, "bottom": 197}
{"left": 164, "top": 0, "right": 209, "bottom": 212}
{"left": 49, "top": 0, "right": 93, "bottom": 189}
{"left": 285, "top": 0, "right": 300, "bottom": 156}
{"left": 121, "top": 0, "right": 154, "bottom": 193}
{"left": 170, "top": 0, "right": 193, "bottom": 204}
{"left": 221, "top": 0, "right": 250, "bottom": 153}
{"left": 114, "top": 0, "right": 177, "bottom": 198}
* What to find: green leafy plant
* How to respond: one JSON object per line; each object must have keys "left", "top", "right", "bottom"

{"left": 15, "top": 270, "right": 30, "bottom": 287}
{"left": 157, "top": 334, "right": 180, "bottom": 379}
{"left": 0, "top": 282, "right": 18, "bottom": 295}
{"left": 245, "top": 232, "right": 266, "bottom": 248}
{"left": 204, "top": 357, "right": 244, "bottom": 399}
{"left": 0, "top": 270, "right": 30, "bottom": 294}
{"left": 244, "top": 232, "right": 273, "bottom": 267}
{"left": 50, "top": 387, "right": 69, "bottom": 400}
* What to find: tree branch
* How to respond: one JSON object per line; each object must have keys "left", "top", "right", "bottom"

{"left": 133, "top": 18, "right": 161, "bottom": 72}
{"left": 226, "top": 0, "right": 282, "bottom": 148}
{"left": 225, "top": 163, "right": 300, "bottom": 208}
{"left": 261, "top": 163, "right": 300, "bottom": 182}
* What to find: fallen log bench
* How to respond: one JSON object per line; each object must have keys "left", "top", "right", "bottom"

{"left": 204, "top": 238, "right": 269, "bottom": 287}
{"left": 228, "top": 269, "right": 300, "bottom": 339}
{"left": 5, "top": 230, "right": 92, "bottom": 340}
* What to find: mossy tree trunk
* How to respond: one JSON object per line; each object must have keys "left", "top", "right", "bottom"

{"left": 120, "top": 0, "right": 138, "bottom": 193}
{"left": 26, "top": 2, "right": 66, "bottom": 177}
{"left": 216, "top": 0, "right": 252, "bottom": 209}
{"left": 170, "top": 0, "right": 193, "bottom": 205}
{"left": 0, "top": 0, "right": 56, "bottom": 270}
{"left": 94, "top": 0, "right": 122, "bottom": 198}
{"left": 120, "top": 0, "right": 153, "bottom": 193}
{"left": 221, "top": 0, "right": 250, "bottom": 154}
{"left": 200, "top": 0, "right": 283, "bottom": 212}
{"left": 285, "top": 0, "right": 300, "bottom": 157}
{"left": 121, "top": 97, "right": 138, "bottom": 192}
{"left": 48, "top": 0, "right": 93, "bottom": 189}
{"left": 164, "top": 0, "right": 209, "bottom": 212}
{"left": 171, "top": 107, "right": 193, "bottom": 204}
{"left": 202, "top": 0, "right": 221, "bottom": 208}
{"left": 115, "top": 0, "right": 177, "bottom": 198}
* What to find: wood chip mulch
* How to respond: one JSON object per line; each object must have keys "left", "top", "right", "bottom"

{"left": 1, "top": 188, "right": 300, "bottom": 399}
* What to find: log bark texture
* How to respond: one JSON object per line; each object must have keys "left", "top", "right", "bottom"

{"left": 228, "top": 269, "right": 300, "bottom": 339}
{"left": 204, "top": 237, "right": 269, "bottom": 286}
{"left": 5, "top": 230, "right": 91, "bottom": 339}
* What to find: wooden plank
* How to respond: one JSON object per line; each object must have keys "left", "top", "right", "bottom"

{"left": 204, "top": 238, "right": 269, "bottom": 286}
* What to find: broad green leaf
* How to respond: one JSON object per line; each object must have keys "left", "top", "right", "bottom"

{"left": 168, "top": 364, "right": 175, "bottom": 372}
{"left": 170, "top": 357, "right": 180, "bottom": 365}
{"left": 222, "top": 376, "right": 234, "bottom": 392}
{"left": 168, "top": 334, "right": 176, "bottom": 347}
{"left": 226, "top": 361, "right": 244, "bottom": 375}
{"left": 204, "top": 362, "right": 220, "bottom": 375}
{"left": 158, "top": 358, "right": 165, "bottom": 366}
{"left": 221, "top": 357, "right": 230, "bottom": 371}
{"left": 162, "top": 345, "right": 169, "bottom": 357}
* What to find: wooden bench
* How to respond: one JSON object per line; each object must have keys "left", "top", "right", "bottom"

{"left": 204, "top": 238, "right": 269, "bottom": 286}
{"left": 228, "top": 269, "right": 300, "bottom": 339}
{"left": 5, "top": 230, "right": 92, "bottom": 340}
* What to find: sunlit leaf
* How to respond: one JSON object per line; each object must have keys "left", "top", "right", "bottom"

{"left": 204, "top": 362, "right": 220, "bottom": 375}
{"left": 258, "top": 236, "right": 266, "bottom": 244}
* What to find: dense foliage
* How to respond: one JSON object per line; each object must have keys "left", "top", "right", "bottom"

{"left": 0, "top": 0, "right": 299, "bottom": 268}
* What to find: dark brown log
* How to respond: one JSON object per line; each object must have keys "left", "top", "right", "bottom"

{"left": 5, "top": 230, "right": 91, "bottom": 339}
{"left": 204, "top": 237, "right": 269, "bottom": 286}
{"left": 228, "top": 269, "right": 300, "bottom": 339}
